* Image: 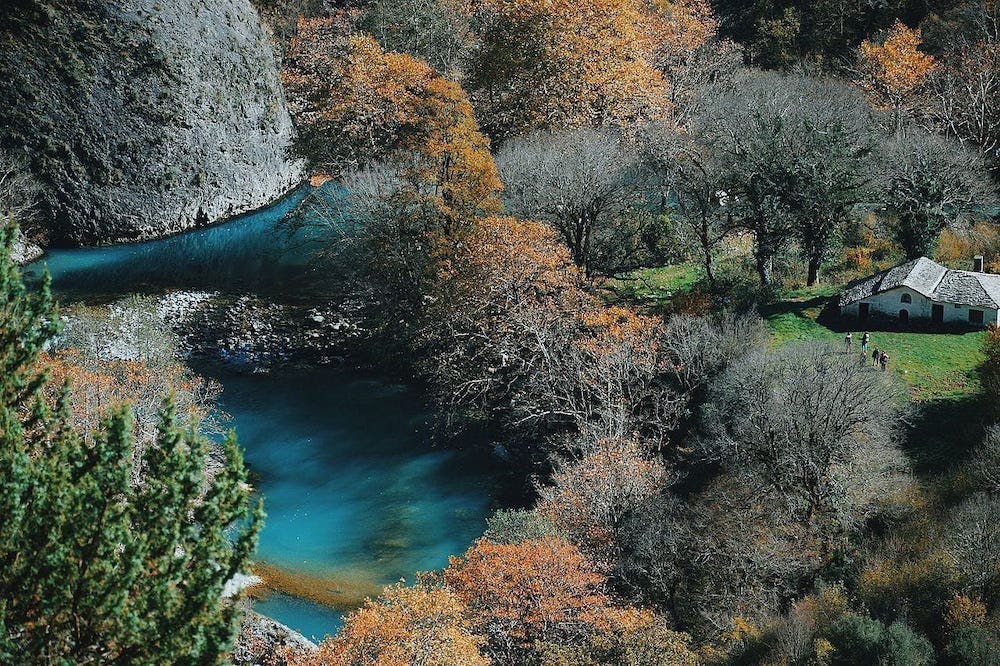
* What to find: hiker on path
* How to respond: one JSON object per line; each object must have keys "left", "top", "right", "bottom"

{"left": 880, "top": 350, "right": 889, "bottom": 372}
{"left": 845, "top": 332, "right": 853, "bottom": 353}
{"left": 872, "top": 347, "right": 880, "bottom": 368}
{"left": 861, "top": 332, "right": 870, "bottom": 354}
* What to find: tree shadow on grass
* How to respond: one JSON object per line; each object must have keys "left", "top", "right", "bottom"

{"left": 904, "top": 397, "right": 987, "bottom": 475}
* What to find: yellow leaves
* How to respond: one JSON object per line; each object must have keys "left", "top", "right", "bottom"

{"left": 576, "top": 306, "right": 663, "bottom": 361}
{"left": 283, "top": 18, "right": 501, "bottom": 216}
{"left": 537, "top": 437, "right": 668, "bottom": 563}
{"left": 289, "top": 583, "right": 488, "bottom": 666}
{"left": 469, "top": 0, "right": 673, "bottom": 138}
{"left": 856, "top": 21, "right": 936, "bottom": 113}
{"left": 425, "top": 215, "right": 584, "bottom": 333}
{"left": 943, "top": 594, "right": 988, "bottom": 633}
{"left": 646, "top": 0, "right": 718, "bottom": 69}
{"left": 443, "top": 537, "right": 612, "bottom": 650}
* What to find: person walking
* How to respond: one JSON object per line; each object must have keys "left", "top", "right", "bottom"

{"left": 872, "top": 347, "right": 880, "bottom": 368}
{"left": 845, "top": 332, "right": 853, "bottom": 353}
{"left": 880, "top": 350, "right": 889, "bottom": 372}
{"left": 861, "top": 332, "right": 870, "bottom": 354}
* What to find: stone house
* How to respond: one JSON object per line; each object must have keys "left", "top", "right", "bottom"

{"left": 840, "top": 256, "right": 1000, "bottom": 326}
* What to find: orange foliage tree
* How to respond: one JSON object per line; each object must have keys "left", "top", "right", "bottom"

{"left": 466, "top": 0, "right": 671, "bottom": 141}
{"left": 287, "top": 583, "right": 488, "bottom": 666}
{"left": 443, "top": 537, "right": 615, "bottom": 663}
{"left": 282, "top": 17, "right": 501, "bottom": 214}
{"left": 645, "top": 0, "right": 736, "bottom": 115}
{"left": 856, "top": 21, "right": 937, "bottom": 128}
{"left": 537, "top": 437, "right": 671, "bottom": 564}
{"left": 533, "top": 606, "right": 698, "bottom": 665}
{"left": 423, "top": 216, "right": 681, "bottom": 448}
{"left": 35, "top": 349, "right": 220, "bottom": 484}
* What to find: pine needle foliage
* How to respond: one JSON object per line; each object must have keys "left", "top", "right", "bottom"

{"left": 0, "top": 223, "right": 263, "bottom": 664}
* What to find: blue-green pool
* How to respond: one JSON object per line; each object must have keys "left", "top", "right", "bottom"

{"left": 26, "top": 189, "right": 502, "bottom": 642}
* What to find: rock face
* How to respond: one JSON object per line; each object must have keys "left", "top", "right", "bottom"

{"left": 12, "top": 228, "right": 43, "bottom": 264}
{"left": 233, "top": 609, "right": 318, "bottom": 666}
{"left": 0, "top": 0, "right": 304, "bottom": 245}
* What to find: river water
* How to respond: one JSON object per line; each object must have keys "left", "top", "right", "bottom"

{"left": 24, "top": 189, "right": 503, "bottom": 641}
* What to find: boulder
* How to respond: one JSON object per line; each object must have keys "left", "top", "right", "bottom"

{"left": 0, "top": 0, "right": 304, "bottom": 245}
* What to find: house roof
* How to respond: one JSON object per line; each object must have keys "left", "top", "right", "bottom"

{"left": 840, "top": 257, "right": 1000, "bottom": 309}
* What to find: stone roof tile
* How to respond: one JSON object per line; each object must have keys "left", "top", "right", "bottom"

{"left": 840, "top": 257, "right": 1000, "bottom": 309}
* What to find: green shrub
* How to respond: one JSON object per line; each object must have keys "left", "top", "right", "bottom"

{"left": 942, "top": 626, "right": 1000, "bottom": 666}
{"left": 827, "top": 613, "right": 933, "bottom": 666}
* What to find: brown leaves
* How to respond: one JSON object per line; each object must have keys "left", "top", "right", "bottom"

{"left": 282, "top": 18, "right": 501, "bottom": 216}
{"left": 443, "top": 537, "right": 613, "bottom": 661}
{"left": 467, "top": 0, "right": 673, "bottom": 140}
{"left": 288, "top": 584, "right": 489, "bottom": 666}
{"left": 856, "top": 21, "right": 937, "bottom": 124}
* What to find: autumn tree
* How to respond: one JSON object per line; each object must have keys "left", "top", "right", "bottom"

{"left": 873, "top": 129, "right": 996, "bottom": 259}
{"left": 929, "top": 13, "right": 1000, "bottom": 176}
{"left": 699, "top": 342, "right": 911, "bottom": 556}
{"left": 287, "top": 583, "right": 488, "bottom": 666}
{"left": 357, "top": 0, "right": 474, "bottom": 77}
{"left": 465, "top": 0, "right": 670, "bottom": 141}
{"left": 282, "top": 16, "right": 501, "bottom": 214}
{"left": 532, "top": 607, "right": 698, "bottom": 665}
{"left": 34, "top": 297, "right": 222, "bottom": 485}
{"left": 0, "top": 224, "right": 262, "bottom": 662}
{"left": 645, "top": 0, "right": 742, "bottom": 122}
{"left": 537, "top": 437, "right": 672, "bottom": 563}
{"left": 422, "top": 215, "right": 683, "bottom": 449}
{"left": 619, "top": 477, "right": 828, "bottom": 636}
{"left": 443, "top": 537, "right": 614, "bottom": 663}
{"left": 856, "top": 21, "right": 937, "bottom": 130}
{"left": 497, "top": 128, "right": 665, "bottom": 277}
{"left": 696, "top": 71, "right": 874, "bottom": 286}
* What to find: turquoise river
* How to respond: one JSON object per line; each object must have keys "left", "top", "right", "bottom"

{"left": 23, "top": 188, "right": 505, "bottom": 641}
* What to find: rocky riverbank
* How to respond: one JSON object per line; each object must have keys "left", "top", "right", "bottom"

{"left": 157, "top": 290, "right": 364, "bottom": 371}
{"left": 233, "top": 608, "right": 318, "bottom": 665}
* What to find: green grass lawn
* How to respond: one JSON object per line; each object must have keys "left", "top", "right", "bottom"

{"left": 616, "top": 263, "right": 987, "bottom": 403}
{"left": 763, "top": 284, "right": 991, "bottom": 471}
{"left": 763, "top": 285, "right": 986, "bottom": 403}
{"left": 619, "top": 262, "right": 991, "bottom": 470}
{"left": 606, "top": 263, "right": 704, "bottom": 305}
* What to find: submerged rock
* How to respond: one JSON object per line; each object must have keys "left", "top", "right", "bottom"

{"left": 0, "top": 0, "right": 303, "bottom": 246}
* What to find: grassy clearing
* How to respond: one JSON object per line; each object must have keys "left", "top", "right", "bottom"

{"left": 763, "top": 286, "right": 986, "bottom": 403}
{"left": 606, "top": 263, "right": 704, "bottom": 306}
{"left": 619, "top": 261, "right": 990, "bottom": 470}
{"left": 618, "top": 263, "right": 987, "bottom": 403}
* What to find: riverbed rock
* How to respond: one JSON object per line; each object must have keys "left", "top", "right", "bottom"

{"left": 0, "top": 0, "right": 304, "bottom": 246}
{"left": 11, "top": 227, "right": 43, "bottom": 264}
{"left": 233, "top": 609, "right": 318, "bottom": 666}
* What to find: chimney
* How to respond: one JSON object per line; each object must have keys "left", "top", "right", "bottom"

{"left": 974, "top": 255, "right": 985, "bottom": 272}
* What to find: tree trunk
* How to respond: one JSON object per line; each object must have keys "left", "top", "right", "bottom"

{"left": 755, "top": 251, "right": 772, "bottom": 288}
{"left": 807, "top": 255, "right": 821, "bottom": 286}
{"left": 700, "top": 220, "right": 716, "bottom": 289}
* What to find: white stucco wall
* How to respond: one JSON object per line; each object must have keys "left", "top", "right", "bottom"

{"left": 842, "top": 286, "right": 999, "bottom": 326}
